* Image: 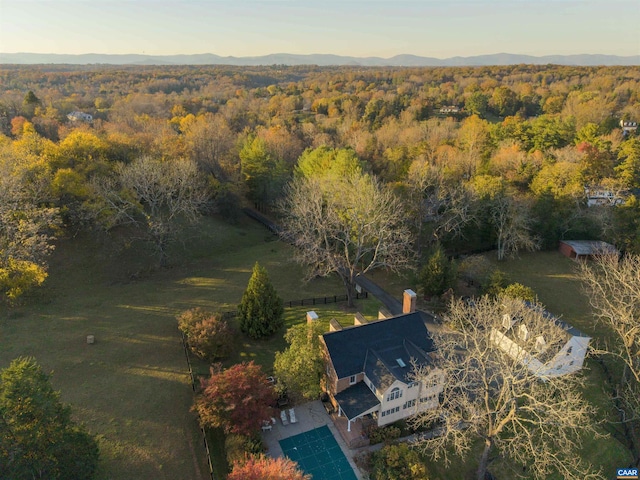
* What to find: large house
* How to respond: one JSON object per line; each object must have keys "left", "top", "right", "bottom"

{"left": 320, "top": 290, "right": 444, "bottom": 433}
{"left": 490, "top": 303, "right": 591, "bottom": 378}
{"left": 584, "top": 186, "right": 626, "bottom": 207}
{"left": 67, "top": 111, "right": 93, "bottom": 122}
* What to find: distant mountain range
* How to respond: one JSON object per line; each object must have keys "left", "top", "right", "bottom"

{"left": 1, "top": 52, "right": 638, "bottom": 67}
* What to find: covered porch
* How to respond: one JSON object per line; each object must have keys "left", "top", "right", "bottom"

{"left": 332, "top": 382, "right": 380, "bottom": 448}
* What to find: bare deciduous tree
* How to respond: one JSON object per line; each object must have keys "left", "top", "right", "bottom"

{"left": 96, "top": 157, "right": 208, "bottom": 266}
{"left": 280, "top": 172, "right": 414, "bottom": 307}
{"left": 580, "top": 253, "right": 640, "bottom": 384}
{"left": 410, "top": 297, "right": 601, "bottom": 480}
{"left": 491, "top": 195, "right": 540, "bottom": 261}
{"left": 580, "top": 253, "right": 640, "bottom": 461}
{"left": 406, "top": 159, "right": 476, "bottom": 251}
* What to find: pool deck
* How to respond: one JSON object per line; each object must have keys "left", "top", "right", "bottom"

{"left": 261, "top": 400, "right": 365, "bottom": 480}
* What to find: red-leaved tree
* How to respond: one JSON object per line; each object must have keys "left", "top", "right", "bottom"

{"left": 228, "top": 455, "right": 310, "bottom": 480}
{"left": 193, "top": 361, "right": 276, "bottom": 436}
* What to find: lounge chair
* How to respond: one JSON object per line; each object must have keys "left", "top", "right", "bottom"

{"left": 289, "top": 408, "right": 297, "bottom": 424}
{"left": 280, "top": 409, "right": 289, "bottom": 425}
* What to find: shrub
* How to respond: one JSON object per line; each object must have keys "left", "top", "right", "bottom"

{"left": 177, "top": 308, "right": 235, "bottom": 361}
{"left": 370, "top": 443, "right": 430, "bottom": 480}
{"left": 482, "top": 269, "right": 509, "bottom": 298}
{"left": 365, "top": 424, "right": 402, "bottom": 445}
{"left": 225, "top": 433, "right": 264, "bottom": 467}
{"left": 501, "top": 282, "right": 536, "bottom": 302}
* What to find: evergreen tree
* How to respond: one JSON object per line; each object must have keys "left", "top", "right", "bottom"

{"left": 419, "top": 244, "right": 456, "bottom": 298}
{"left": 238, "top": 262, "right": 284, "bottom": 339}
{"left": 0, "top": 357, "right": 99, "bottom": 480}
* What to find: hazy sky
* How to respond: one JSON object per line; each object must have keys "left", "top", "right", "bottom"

{"left": 1, "top": 0, "right": 638, "bottom": 58}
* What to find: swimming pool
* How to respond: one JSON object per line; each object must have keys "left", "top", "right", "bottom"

{"left": 278, "top": 425, "right": 358, "bottom": 480}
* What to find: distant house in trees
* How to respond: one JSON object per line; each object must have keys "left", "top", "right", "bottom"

{"left": 320, "top": 290, "right": 443, "bottom": 436}
{"left": 584, "top": 185, "right": 626, "bottom": 207}
{"left": 438, "top": 105, "right": 461, "bottom": 115}
{"left": 558, "top": 240, "right": 618, "bottom": 261}
{"left": 620, "top": 120, "right": 638, "bottom": 136}
{"left": 491, "top": 302, "right": 591, "bottom": 378}
{"left": 67, "top": 111, "right": 93, "bottom": 122}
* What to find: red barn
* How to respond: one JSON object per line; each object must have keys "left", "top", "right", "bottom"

{"left": 558, "top": 240, "right": 618, "bottom": 261}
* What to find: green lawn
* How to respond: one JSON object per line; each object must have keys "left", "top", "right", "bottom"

{"left": 0, "top": 215, "right": 370, "bottom": 480}
{"left": 3, "top": 221, "right": 630, "bottom": 480}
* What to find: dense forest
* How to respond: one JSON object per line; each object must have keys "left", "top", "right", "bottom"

{"left": 1, "top": 63, "right": 640, "bottom": 301}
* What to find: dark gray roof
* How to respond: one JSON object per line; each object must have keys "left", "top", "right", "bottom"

{"left": 525, "top": 302, "right": 591, "bottom": 339}
{"left": 560, "top": 240, "right": 617, "bottom": 256}
{"left": 323, "top": 312, "right": 436, "bottom": 380}
{"left": 333, "top": 382, "right": 380, "bottom": 421}
{"left": 363, "top": 339, "right": 432, "bottom": 392}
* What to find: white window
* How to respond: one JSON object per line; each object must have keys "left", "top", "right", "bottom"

{"left": 349, "top": 375, "right": 356, "bottom": 385}
{"left": 386, "top": 387, "right": 402, "bottom": 402}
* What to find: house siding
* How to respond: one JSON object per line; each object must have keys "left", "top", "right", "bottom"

{"left": 490, "top": 329, "right": 590, "bottom": 378}
{"left": 376, "top": 373, "right": 444, "bottom": 427}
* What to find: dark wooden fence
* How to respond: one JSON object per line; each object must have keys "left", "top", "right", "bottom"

{"left": 242, "top": 208, "right": 280, "bottom": 234}
{"left": 283, "top": 291, "right": 368, "bottom": 308}
{"left": 180, "top": 330, "right": 216, "bottom": 480}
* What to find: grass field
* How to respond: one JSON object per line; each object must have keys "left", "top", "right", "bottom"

{"left": 0, "top": 215, "right": 377, "bottom": 480}
{"left": 1, "top": 217, "right": 632, "bottom": 479}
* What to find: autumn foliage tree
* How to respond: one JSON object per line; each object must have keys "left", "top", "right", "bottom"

{"left": 177, "top": 308, "right": 235, "bottom": 361}
{"left": 193, "top": 361, "right": 276, "bottom": 436}
{"left": 227, "top": 455, "right": 310, "bottom": 480}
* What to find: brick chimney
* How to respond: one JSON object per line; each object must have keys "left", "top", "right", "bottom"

{"left": 403, "top": 289, "right": 417, "bottom": 314}
{"left": 306, "top": 311, "right": 319, "bottom": 324}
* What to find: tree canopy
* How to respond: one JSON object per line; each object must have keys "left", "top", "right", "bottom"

{"left": 193, "top": 361, "right": 276, "bottom": 436}
{"left": 0, "top": 357, "right": 99, "bottom": 480}
{"left": 227, "top": 455, "right": 310, "bottom": 480}
{"left": 281, "top": 169, "right": 414, "bottom": 306}
{"left": 273, "top": 321, "right": 325, "bottom": 402}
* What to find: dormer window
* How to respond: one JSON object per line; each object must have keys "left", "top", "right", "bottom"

{"left": 502, "top": 314, "right": 513, "bottom": 330}
{"left": 519, "top": 324, "right": 530, "bottom": 342}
